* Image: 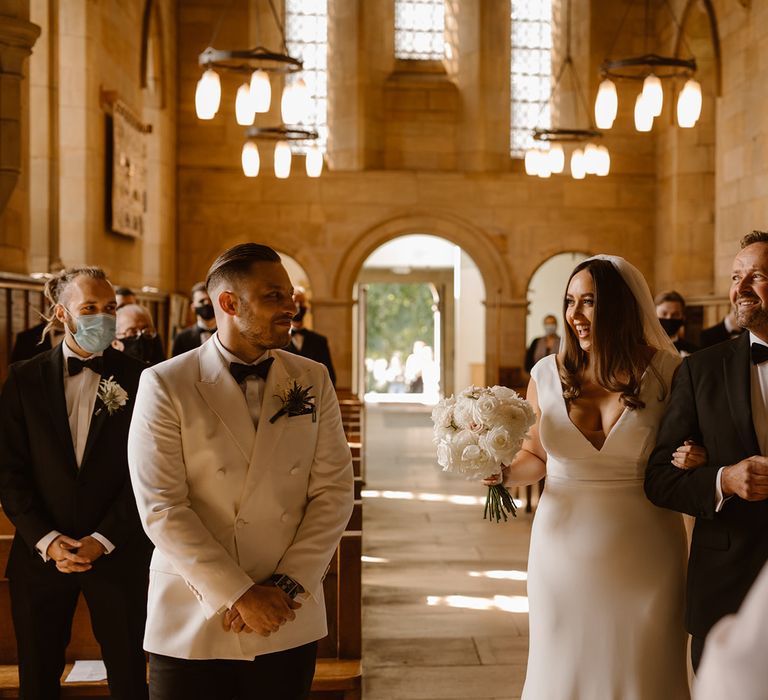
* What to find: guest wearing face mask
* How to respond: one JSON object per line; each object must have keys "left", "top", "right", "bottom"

{"left": 654, "top": 290, "right": 698, "bottom": 357}
{"left": 524, "top": 314, "right": 560, "bottom": 373}
{"left": 0, "top": 266, "right": 151, "bottom": 699}
{"left": 112, "top": 303, "right": 166, "bottom": 366}
{"left": 171, "top": 281, "right": 217, "bottom": 357}
{"left": 283, "top": 289, "right": 336, "bottom": 386}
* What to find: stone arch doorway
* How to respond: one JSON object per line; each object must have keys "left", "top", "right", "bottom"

{"left": 333, "top": 213, "right": 514, "bottom": 392}
{"left": 356, "top": 234, "right": 486, "bottom": 402}
{"left": 525, "top": 251, "right": 590, "bottom": 371}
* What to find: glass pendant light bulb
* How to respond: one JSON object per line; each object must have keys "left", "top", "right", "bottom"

{"left": 677, "top": 79, "right": 702, "bottom": 128}
{"left": 537, "top": 149, "right": 552, "bottom": 178}
{"left": 241, "top": 141, "right": 260, "bottom": 177}
{"left": 274, "top": 141, "right": 292, "bottom": 178}
{"left": 250, "top": 70, "right": 271, "bottom": 113}
{"left": 642, "top": 74, "right": 663, "bottom": 117}
{"left": 594, "top": 79, "right": 618, "bottom": 130}
{"left": 195, "top": 69, "right": 221, "bottom": 120}
{"left": 292, "top": 78, "right": 310, "bottom": 122}
{"left": 571, "top": 149, "right": 586, "bottom": 180}
{"left": 634, "top": 93, "right": 653, "bottom": 132}
{"left": 281, "top": 83, "right": 299, "bottom": 124}
{"left": 305, "top": 145, "right": 323, "bottom": 178}
{"left": 235, "top": 83, "right": 255, "bottom": 126}
{"left": 595, "top": 146, "right": 610, "bottom": 177}
{"left": 584, "top": 143, "right": 600, "bottom": 174}
{"left": 548, "top": 144, "right": 565, "bottom": 174}
{"left": 524, "top": 149, "right": 539, "bottom": 176}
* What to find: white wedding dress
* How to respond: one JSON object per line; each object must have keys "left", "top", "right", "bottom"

{"left": 523, "top": 352, "right": 690, "bottom": 700}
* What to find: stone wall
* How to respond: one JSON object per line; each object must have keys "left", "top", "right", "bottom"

{"left": 3, "top": 0, "right": 176, "bottom": 289}
{"left": 177, "top": 0, "right": 659, "bottom": 388}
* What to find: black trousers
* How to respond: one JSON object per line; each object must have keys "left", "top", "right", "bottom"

{"left": 148, "top": 642, "right": 318, "bottom": 700}
{"left": 9, "top": 562, "right": 148, "bottom": 700}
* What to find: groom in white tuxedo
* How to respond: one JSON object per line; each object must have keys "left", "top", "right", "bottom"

{"left": 128, "top": 243, "right": 354, "bottom": 699}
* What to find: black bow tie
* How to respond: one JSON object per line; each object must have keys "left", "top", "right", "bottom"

{"left": 290, "top": 328, "right": 306, "bottom": 336}
{"left": 229, "top": 357, "right": 274, "bottom": 384}
{"left": 67, "top": 356, "right": 104, "bottom": 376}
{"left": 751, "top": 343, "right": 768, "bottom": 365}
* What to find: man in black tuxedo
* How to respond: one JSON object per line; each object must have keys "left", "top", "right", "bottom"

{"left": 171, "top": 281, "right": 217, "bottom": 356}
{"left": 646, "top": 230, "right": 768, "bottom": 670}
{"left": 10, "top": 321, "right": 63, "bottom": 363}
{"left": 700, "top": 307, "right": 745, "bottom": 348}
{"left": 283, "top": 291, "right": 336, "bottom": 386}
{"left": 0, "top": 266, "right": 151, "bottom": 699}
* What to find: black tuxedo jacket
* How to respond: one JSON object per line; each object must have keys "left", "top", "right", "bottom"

{"left": 646, "top": 332, "right": 768, "bottom": 638}
{"left": 10, "top": 322, "right": 52, "bottom": 363}
{"left": 171, "top": 324, "right": 210, "bottom": 357}
{"left": 0, "top": 345, "right": 151, "bottom": 580}
{"left": 285, "top": 329, "right": 336, "bottom": 386}
{"left": 700, "top": 320, "right": 745, "bottom": 349}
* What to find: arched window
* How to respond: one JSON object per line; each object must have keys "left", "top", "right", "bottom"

{"left": 510, "top": 0, "right": 552, "bottom": 157}
{"left": 285, "top": 0, "right": 328, "bottom": 154}
{"left": 395, "top": 0, "right": 445, "bottom": 60}
{"left": 141, "top": 0, "right": 165, "bottom": 108}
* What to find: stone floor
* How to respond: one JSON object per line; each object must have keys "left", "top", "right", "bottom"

{"left": 361, "top": 405, "right": 533, "bottom": 700}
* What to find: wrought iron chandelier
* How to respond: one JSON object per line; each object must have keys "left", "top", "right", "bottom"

{"left": 524, "top": 0, "right": 607, "bottom": 180}
{"left": 193, "top": 0, "right": 322, "bottom": 179}
{"left": 594, "top": 0, "right": 701, "bottom": 131}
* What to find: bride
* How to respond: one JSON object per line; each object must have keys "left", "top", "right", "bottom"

{"left": 493, "top": 255, "right": 700, "bottom": 699}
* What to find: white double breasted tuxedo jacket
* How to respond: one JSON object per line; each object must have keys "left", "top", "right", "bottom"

{"left": 127, "top": 339, "right": 354, "bottom": 660}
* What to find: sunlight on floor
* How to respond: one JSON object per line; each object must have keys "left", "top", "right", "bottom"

{"left": 468, "top": 569, "right": 528, "bottom": 581}
{"left": 362, "top": 489, "right": 522, "bottom": 508}
{"left": 426, "top": 594, "right": 529, "bottom": 613}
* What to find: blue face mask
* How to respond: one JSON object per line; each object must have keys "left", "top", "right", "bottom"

{"left": 68, "top": 313, "right": 116, "bottom": 354}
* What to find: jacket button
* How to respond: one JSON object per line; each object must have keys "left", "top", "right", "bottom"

{"left": 281, "top": 513, "right": 289, "bottom": 523}
{"left": 216, "top": 469, "right": 225, "bottom": 480}
{"left": 290, "top": 467, "right": 299, "bottom": 475}
{"left": 236, "top": 519, "right": 246, "bottom": 528}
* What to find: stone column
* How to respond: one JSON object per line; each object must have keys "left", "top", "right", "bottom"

{"left": 485, "top": 296, "right": 528, "bottom": 388}
{"left": 0, "top": 10, "right": 40, "bottom": 217}
{"left": 311, "top": 297, "right": 355, "bottom": 391}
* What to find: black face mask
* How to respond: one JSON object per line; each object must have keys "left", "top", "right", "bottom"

{"left": 292, "top": 305, "right": 308, "bottom": 323}
{"left": 120, "top": 335, "right": 157, "bottom": 364}
{"left": 659, "top": 317, "right": 684, "bottom": 337}
{"left": 195, "top": 303, "right": 215, "bottom": 321}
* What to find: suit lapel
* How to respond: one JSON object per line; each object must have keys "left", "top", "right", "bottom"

{"left": 79, "top": 350, "right": 120, "bottom": 469}
{"left": 723, "top": 333, "right": 760, "bottom": 455}
{"left": 40, "top": 345, "right": 77, "bottom": 468}
{"left": 195, "top": 339, "right": 256, "bottom": 463}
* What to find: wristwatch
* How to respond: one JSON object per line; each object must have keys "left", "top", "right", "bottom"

{"left": 270, "top": 573, "right": 304, "bottom": 600}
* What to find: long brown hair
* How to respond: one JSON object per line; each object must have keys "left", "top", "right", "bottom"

{"left": 559, "top": 259, "right": 660, "bottom": 410}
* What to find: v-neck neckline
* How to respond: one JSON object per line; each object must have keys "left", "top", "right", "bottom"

{"left": 554, "top": 351, "right": 659, "bottom": 454}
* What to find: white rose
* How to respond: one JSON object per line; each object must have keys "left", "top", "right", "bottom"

{"left": 472, "top": 392, "right": 501, "bottom": 426}
{"left": 452, "top": 397, "right": 475, "bottom": 430}
{"left": 480, "top": 425, "right": 518, "bottom": 465}
{"left": 461, "top": 443, "right": 483, "bottom": 462}
{"left": 491, "top": 385, "right": 522, "bottom": 402}
{"left": 436, "top": 441, "right": 452, "bottom": 468}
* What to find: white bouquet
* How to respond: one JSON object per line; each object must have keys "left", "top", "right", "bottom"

{"left": 432, "top": 385, "right": 535, "bottom": 522}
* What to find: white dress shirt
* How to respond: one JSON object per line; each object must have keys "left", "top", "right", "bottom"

{"left": 35, "top": 341, "right": 115, "bottom": 561}
{"left": 213, "top": 334, "right": 270, "bottom": 428}
{"left": 714, "top": 332, "right": 768, "bottom": 511}
{"left": 290, "top": 328, "right": 305, "bottom": 352}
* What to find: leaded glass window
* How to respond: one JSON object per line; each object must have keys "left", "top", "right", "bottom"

{"left": 510, "top": 0, "right": 553, "bottom": 157}
{"left": 285, "top": 0, "right": 328, "bottom": 153}
{"left": 395, "top": 0, "right": 445, "bottom": 60}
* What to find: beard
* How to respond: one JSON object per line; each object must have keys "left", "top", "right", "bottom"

{"left": 735, "top": 296, "right": 768, "bottom": 332}
{"left": 235, "top": 304, "right": 290, "bottom": 350}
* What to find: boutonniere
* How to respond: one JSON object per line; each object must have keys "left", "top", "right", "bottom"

{"left": 95, "top": 375, "right": 129, "bottom": 416}
{"left": 270, "top": 380, "right": 317, "bottom": 424}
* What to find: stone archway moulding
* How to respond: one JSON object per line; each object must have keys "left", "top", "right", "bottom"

{"left": 676, "top": 0, "right": 721, "bottom": 97}
{"left": 333, "top": 212, "right": 512, "bottom": 302}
